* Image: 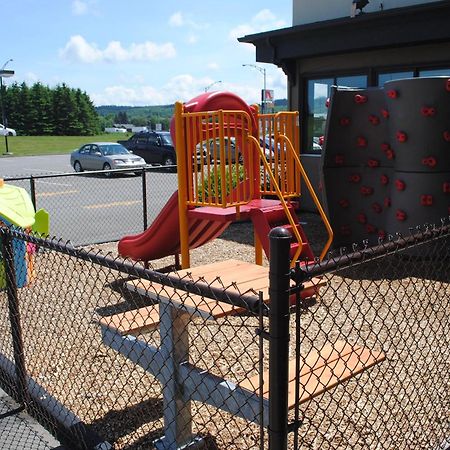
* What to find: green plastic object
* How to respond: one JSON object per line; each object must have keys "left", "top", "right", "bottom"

{"left": 32, "top": 209, "right": 50, "bottom": 236}
{"left": 0, "top": 183, "right": 36, "bottom": 228}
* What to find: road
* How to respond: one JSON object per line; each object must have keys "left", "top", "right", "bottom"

{"left": 1, "top": 154, "right": 178, "bottom": 246}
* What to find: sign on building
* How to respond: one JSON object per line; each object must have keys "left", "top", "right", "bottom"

{"left": 261, "top": 89, "right": 274, "bottom": 109}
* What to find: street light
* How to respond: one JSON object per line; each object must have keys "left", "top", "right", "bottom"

{"left": 242, "top": 63, "right": 267, "bottom": 113}
{"left": 204, "top": 80, "right": 222, "bottom": 92}
{"left": 0, "top": 59, "right": 14, "bottom": 156}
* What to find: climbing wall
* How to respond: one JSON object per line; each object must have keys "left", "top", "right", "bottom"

{"left": 384, "top": 77, "right": 450, "bottom": 237}
{"left": 321, "top": 77, "right": 450, "bottom": 248}
{"left": 321, "top": 86, "right": 393, "bottom": 247}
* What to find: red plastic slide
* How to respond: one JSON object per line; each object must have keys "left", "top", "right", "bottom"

{"left": 118, "top": 191, "right": 229, "bottom": 261}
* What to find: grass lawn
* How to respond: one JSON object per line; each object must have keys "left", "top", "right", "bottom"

{"left": 0, "top": 133, "right": 133, "bottom": 157}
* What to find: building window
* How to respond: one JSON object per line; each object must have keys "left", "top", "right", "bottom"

{"left": 305, "top": 75, "right": 367, "bottom": 154}
{"left": 419, "top": 68, "right": 450, "bottom": 77}
{"left": 377, "top": 71, "right": 414, "bottom": 86}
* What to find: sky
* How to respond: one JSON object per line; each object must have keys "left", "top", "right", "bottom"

{"left": 3, "top": 0, "right": 291, "bottom": 107}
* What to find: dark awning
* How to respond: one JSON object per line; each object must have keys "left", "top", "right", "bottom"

{"left": 238, "top": 1, "right": 450, "bottom": 65}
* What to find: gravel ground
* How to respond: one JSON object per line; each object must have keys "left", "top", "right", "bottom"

{"left": 0, "top": 214, "right": 448, "bottom": 449}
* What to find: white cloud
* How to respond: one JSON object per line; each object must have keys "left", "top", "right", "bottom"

{"left": 169, "top": 12, "right": 184, "bottom": 27}
{"left": 187, "top": 35, "right": 198, "bottom": 45}
{"left": 91, "top": 70, "right": 286, "bottom": 107}
{"left": 229, "top": 9, "right": 286, "bottom": 41}
{"left": 72, "top": 0, "right": 88, "bottom": 15}
{"left": 25, "top": 72, "right": 39, "bottom": 84}
{"left": 169, "top": 11, "right": 209, "bottom": 30}
{"left": 60, "top": 35, "right": 176, "bottom": 63}
{"left": 207, "top": 62, "right": 219, "bottom": 70}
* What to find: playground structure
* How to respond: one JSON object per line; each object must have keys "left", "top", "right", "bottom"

{"left": 97, "top": 93, "right": 388, "bottom": 449}
{"left": 118, "top": 91, "right": 333, "bottom": 269}
{"left": 0, "top": 179, "right": 49, "bottom": 288}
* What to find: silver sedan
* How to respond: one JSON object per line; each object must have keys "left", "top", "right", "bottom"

{"left": 70, "top": 142, "right": 147, "bottom": 176}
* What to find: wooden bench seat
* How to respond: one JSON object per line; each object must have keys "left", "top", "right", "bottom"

{"left": 239, "top": 340, "right": 385, "bottom": 408}
{"left": 98, "top": 275, "right": 325, "bottom": 336}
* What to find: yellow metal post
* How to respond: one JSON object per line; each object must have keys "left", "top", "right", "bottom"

{"left": 174, "top": 101, "right": 190, "bottom": 269}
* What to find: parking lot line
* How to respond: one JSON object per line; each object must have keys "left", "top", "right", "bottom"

{"left": 36, "top": 190, "right": 79, "bottom": 198}
{"left": 84, "top": 200, "right": 141, "bottom": 209}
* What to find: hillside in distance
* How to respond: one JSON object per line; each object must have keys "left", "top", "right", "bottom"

{"left": 96, "top": 99, "right": 288, "bottom": 120}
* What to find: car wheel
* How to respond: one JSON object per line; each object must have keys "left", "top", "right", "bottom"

{"left": 162, "top": 155, "right": 176, "bottom": 172}
{"left": 103, "top": 163, "right": 112, "bottom": 177}
{"left": 8, "top": 132, "right": 13, "bottom": 136}
{"left": 74, "top": 161, "right": 83, "bottom": 172}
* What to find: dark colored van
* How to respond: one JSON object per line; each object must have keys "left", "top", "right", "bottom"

{"left": 118, "top": 131, "right": 176, "bottom": 166}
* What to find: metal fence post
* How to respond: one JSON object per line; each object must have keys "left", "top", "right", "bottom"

{"left": 1, "top": 229, "right": 29, "bottom": 406}
{"left": 141, "top": 168, "right": 148, "bottom": 231}
{"left": 30, "top": 176, "right": 37, "bottom": 211}
{"left": 268, "top": 227, "right": 291, "bottom": 450}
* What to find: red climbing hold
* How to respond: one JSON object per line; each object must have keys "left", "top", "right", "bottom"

{"left": 421, "top": 106, "right": 436, "bottom": 117}
{"left": 446, "top": 79, "right": 450, "bottom": 92}
{"left": 325, "top": 98, "right": 330, "bottom": 108}
{"left": 396, "top": 131, "right": 407, "bottom": 143}
{"left": 443, "top": 131, "right": 450, "bottom": 142}
{"left": 381, "top": 109, "right": 390, "bottom": 119}
{"left": 385, "top": 149, "right": 395, "bottom": 160}
{"left": 354, "top": 94, "right": 367, "bottom": 104}
{"left": 360, "top": 186, "right": 373, "bottom": 196}
{"left": 368, "top": 159, "right": 380, "bottom": 168}
{"left": 357, "top": 136, "right": 368, "bottom": 148}
{"left": 395, "top": 179, "right": 406, "bottom": 191}
{"left": 380, "top": 174, "right": 389, "bottom": 185}
{"left": 372, "top": 202, "right": 382, "bottom": 214}
{"left": 340, "top": 117, "right": 351, "bottom": 126}
{"left": 368, "top": 114, "right": 380, "bottom": 125}
{"left": 349, "top": 174, "right": 362, "bottom": 183}
{"left": 381, "top": 142, "right": 391, "bottom": 152}
{"left": 387, "top": 90, "right": 398, "bottom": 99}
{"left": 357, "top": 213, "right": 367, "bottom": 224}
{"left": 384, "top": 197, "right": 391, "bottom": 207}
{"left": 421, "top": 156, "right": 437, "bottom": 168}
{"left": 396, "top": 210, "right": 407, "bottom": 221}
{"left": 420, "top": 195, "right": 433, "bottom": 206}
{"left": 443, "top": 182, "right": 450, "bottom": 193}
{"left": 339, "top": 199, "right": 350, "bottom": 208}
{"left": 378, "top": 229, "right": 386, "bottom": 240}
{"left": 366, "top": 224, "right": 376, "bottom": 234}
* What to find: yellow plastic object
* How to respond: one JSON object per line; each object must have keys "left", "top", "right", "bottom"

{"left": 32, "top": 209, "right": 50, "bottom": 236}
{"left": 0, "top": 181, "right": 35, "bottom": 228}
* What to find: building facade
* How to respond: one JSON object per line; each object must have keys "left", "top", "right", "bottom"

{"left": 239, "top": 0, "right": 450, "bottom": 208}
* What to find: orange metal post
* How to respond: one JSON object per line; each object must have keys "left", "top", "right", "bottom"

{"left": 174, "top": 101, "right": 191, "bottom": 269}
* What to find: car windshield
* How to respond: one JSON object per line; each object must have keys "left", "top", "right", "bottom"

{"left": 100, "top": 144, "right": 129, "bottom": 156}
{"left": 160, "top": 134, "right": 173, "bottom": 146}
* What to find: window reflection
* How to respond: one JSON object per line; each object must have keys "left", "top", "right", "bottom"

{"left": 378, "top": 71, "right": 414, "bottom": 86}
{"left": 305, "top": 75, "right": 367, "bottom": 154}
{"left": 419, "top": 68, "right": 450, "bottom": 77}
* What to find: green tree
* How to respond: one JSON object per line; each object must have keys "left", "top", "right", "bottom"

{"left": 114, "top": 111, "right": 128, "bottom": 124}
{"left": 29, "top": 82, "right": 54, "bottom": 135}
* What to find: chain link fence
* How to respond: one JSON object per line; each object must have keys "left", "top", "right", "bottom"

{"left": 0, "top": 221, "right": 449, "bottom": 449}
{"left": 4, "top": 166, "right": 178, "bottom": 246}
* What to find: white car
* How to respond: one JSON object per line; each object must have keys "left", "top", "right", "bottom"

{"left": 0, "top": 124, "right": 16, "bottom": 136}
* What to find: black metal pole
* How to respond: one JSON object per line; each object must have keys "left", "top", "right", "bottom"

{"left": 1, "top": 230, "right": 29, "bottom": 405}
{"left": 0, "top": 76, "right": 10, "bottom": 155}
{"left": 30, "top": 176, "right": 37, "bottom": 211}
{"left": 142, "top": 168, "right": 148, "bottom": 231}
{"left": 268, "top": 226, "right": 291, "bottom": 450}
